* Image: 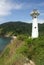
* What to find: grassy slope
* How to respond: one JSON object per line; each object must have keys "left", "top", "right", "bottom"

{"left": 0, "top": 38, "right": 26, "bottom": 65}
{"left": 0, "top": 35, "right": 44, "bottom": 65}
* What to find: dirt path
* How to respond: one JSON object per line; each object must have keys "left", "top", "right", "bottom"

{"left": 24, "top": 60, "right": 35, "bottom": 65}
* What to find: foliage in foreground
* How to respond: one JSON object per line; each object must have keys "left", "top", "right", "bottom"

{"left": 16, "top": 36, "right": 44, "bottom": 65}
{"left": 0, "top": 35, "right": 44, "bottom": 65}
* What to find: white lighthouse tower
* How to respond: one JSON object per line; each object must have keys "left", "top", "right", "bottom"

{"left": 30, "top": 9, "right": 40, "bottom": 38}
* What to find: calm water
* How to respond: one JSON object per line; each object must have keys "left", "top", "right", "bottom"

{"left": 0, "top": 37, "right": 11, "bottom": 52}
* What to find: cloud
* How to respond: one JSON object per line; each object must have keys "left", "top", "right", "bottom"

{"left": 24, "top": 19, "right": 44, "bottom": 24}
{"left": 38, "top": 20, "right": 44, "bottom": 24}
{"left": 0, "top": 0, "right": 22, "bottom": 16}
{"left": 40, "top": 13, "right": 44, "bottom": 16}
{"left": 0, "top": 0, "right": 44, "bottom": 18}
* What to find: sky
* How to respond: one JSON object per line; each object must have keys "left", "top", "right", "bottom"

{"left": 0, "top": 0, "right": 44, "bottom": 24}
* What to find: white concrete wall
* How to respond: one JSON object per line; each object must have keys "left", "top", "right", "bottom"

{"left": 32, "top": 18, "right": 39, "bottom": 38}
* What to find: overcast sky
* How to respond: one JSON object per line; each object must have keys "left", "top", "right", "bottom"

{"left": 0, "top": 0, "right": 44, "bottom": 24}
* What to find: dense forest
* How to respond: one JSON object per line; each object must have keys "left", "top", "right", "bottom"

{"left": 0, "top": 21, "right": 44, "bottom": 37}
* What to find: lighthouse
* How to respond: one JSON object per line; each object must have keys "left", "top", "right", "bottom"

{"left": 30, "top": 9, "right": 40, "bottom": 38}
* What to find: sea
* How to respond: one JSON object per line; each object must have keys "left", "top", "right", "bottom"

{"left": 0, "top": 37, "right": 11, "bottom": 52}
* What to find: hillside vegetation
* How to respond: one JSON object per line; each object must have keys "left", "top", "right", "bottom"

{"left": 0, "top": 22, "right": 44, "bottom": 65}
{"left": 0, "top": 22, "right": 44, "bottom": 36}
{"left": 0, "top": 35, "right": 44, "bottom": 65}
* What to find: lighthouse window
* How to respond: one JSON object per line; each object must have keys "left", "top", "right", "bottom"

{"left": 34, "top": 16, "right": 36, "bottom": 18}
{"left": 34, "top": 27, "right": 36, "bottom": 28}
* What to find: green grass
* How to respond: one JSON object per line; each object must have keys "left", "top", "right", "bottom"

{"left": 0, "top": 35, "right": 44, "bottom": 65}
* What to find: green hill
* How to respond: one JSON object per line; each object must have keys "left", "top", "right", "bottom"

{"left": 0, "top": 21, "right": 44, "bottom": 36}
{"left": 0, "top": 22, "right": 32, "bottom": 36}
{"left": 0, "top": 22, "right": 44, "bottom": 65}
